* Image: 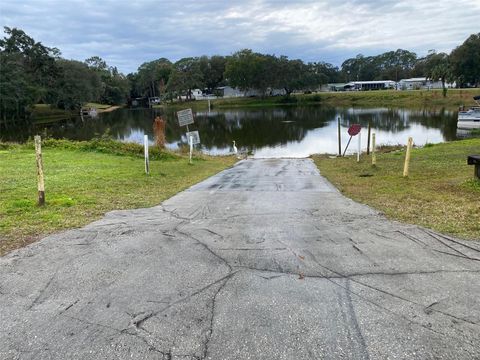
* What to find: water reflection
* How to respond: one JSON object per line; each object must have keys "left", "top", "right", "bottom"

{"left": 0, "top": 106, "right": 460, "bottom": 157}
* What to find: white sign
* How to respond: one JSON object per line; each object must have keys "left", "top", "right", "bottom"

{"left": 186, "top": 131, "right": 200, "bottom": 145}
{"left": 177, "top": 108, "right": 194, "bottom": 127}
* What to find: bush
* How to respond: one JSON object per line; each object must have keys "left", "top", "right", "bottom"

{"left": 276, "top": 96, "right": 298, "bottom": 104}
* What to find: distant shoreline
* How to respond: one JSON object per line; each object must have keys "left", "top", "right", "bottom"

{"left": 159, "top": 88, "right": 479, "bottom": 111}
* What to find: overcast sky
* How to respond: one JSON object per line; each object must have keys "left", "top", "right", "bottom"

{"left": 1, "top": 0, "right": 479, "bottom": 74}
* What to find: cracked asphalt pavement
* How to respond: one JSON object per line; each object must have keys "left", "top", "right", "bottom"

{"left": 1, "top": 158, "right": 480, "bottom": 359}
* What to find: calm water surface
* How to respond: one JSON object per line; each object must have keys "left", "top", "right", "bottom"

{"left": 1, "top": 106, "right": 463, "bottom": 157}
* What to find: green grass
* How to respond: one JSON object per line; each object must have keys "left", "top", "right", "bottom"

{"left": 30, "top": 103, "right": 119, "bottom": 124}
{"left": 301, "top": 89, "right": 479, "bottom": 108}
{"left": 312, "top": 139, "right": 480, "bottom": 240}
{"left": 162, "top": 89, "right": 479, "bottom": 110}
{"left": 83, "top": 102, "right": 113, "bottom": 110}
{"left": 0, "top": 140, "right": 236, "bottom": 255}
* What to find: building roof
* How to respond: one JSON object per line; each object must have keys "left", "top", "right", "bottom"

{"left": 349, "top": 80, "right": 395, "bottom": 85}
{"left": 399, "top": 77, "right": 427, "bottom": 82}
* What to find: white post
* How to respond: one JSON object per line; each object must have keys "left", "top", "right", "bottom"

{"left": 357, "top": 131, "right": 361, "bottom": 162}
{"left": 144, "top": 134, "right": 149, "bottom": 174}
{"left": 189, "top": 135, "right": 193, "bottom": 164}
{"left": 208, "top": 99, "right": 211, "bottom": 112}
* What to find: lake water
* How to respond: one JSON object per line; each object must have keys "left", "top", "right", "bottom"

{"left": 0, "top": 106, "right": 465, "bottom": 158}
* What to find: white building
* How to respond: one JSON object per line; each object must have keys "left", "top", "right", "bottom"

{"left": 328, "top": 81, "right": 396, "bottom": 91}
{"left": 216, "top": 86, "right": 244, "bottom": 98}
{"left": 348, "top": 80, "right": 396, "bottom": 91}
{"left": 179, "top": 89, "right": 205, "bottom": 100}
{"left": 397, "top": 77, "right": 456, "bottom": 90}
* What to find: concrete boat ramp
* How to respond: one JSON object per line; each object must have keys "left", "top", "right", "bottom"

{"left": 1, "top": 158, "right": 479, "bottom": 359}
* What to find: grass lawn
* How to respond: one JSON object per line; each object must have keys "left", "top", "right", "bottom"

{"left": 302, "top": 88, "right": 479, "bottom": 108}
{"left": 161, "top": 88, "right": 480, "bottom": 111}
{"left": 312, "top": 139, "right": 480, "bottom": 240}
{"left": 0, "top": 140, "right": 236, "bottom": 255}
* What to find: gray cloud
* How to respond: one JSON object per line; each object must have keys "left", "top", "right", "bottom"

{"left": 1, "top": 0, "right": 478, "bottom": 73}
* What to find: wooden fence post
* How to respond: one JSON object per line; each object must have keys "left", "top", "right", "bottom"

{"left": 34, "top": 135, "right": 45, "bottom": 206}
{"left": 372, "top": 133, "right": 376, "bottom": 166}
{"left": 403, "top": 137, "right": 413, "bottom": 177}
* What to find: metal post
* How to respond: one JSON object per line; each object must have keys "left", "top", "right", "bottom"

{"left": 144, "top": 135, "right": 150, "bottom": 174}
{"left": 343, "top": 136, "right": 353, "bottom": 157}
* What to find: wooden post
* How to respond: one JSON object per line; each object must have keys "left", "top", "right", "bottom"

{"left": 208, "top": 99, "right": 211, "bottom": 112}
{"left": 337, "top": 116, "right": 342, "bottom": 156}
{"left": 372, "top": 133, "right": 376, "bottom": 166}
{"left": 34, "top": 135, "right": 45, "bottom": 206}
{"left": 144, "top": 135, "right": 150, "bottom": 174}
{"left": 367, "top": 121, "right": 371, "bottom": 155}
{"left": 403, "top": 137, "right": 413, "bottom": 177}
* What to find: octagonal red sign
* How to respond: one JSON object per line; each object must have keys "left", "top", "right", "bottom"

{"left": 348, "top": 124, "right": 361, "bottom": 136}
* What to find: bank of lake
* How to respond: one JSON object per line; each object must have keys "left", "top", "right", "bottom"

{"left": 313, "top": 138, "right": 480, "bottom": 240}
{"left": 0, "top": 139, "right": 236, "bottom": 255}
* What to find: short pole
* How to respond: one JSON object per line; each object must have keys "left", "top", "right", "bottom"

{"left": 372, "top": 133, "right": 376, "bottom": 166}
{"left": 403, "top": 137, "right": 413, "bottom": 177}
{"left": 208, "top": 99, "right": 211, "bottom": 112}
{"left": 189, "top": 135, "right": 193, "bottom": 164}
{"left": 337, "top": 116, "right": 341, "bottom": 156}
{"left": 357, "top": 131, "right": 361, "bottom": 162}
{"left": 34, "top": 135, "right": 45, "bottom": 206}
{"left": 144, "top": 134, "right": 150, "bottom": 174}
{"left": 367, "top": 121, "right": 371, "bottom": 155}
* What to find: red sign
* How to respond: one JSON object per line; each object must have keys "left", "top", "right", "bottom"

{"left": 348, "top": 124, "right": 361, "bottom": 136}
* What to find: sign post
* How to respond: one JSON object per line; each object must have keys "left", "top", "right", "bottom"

{"left": 343, "top": 124, "right": 361, "bottom": 157}
{"left": 177, "top": 109, "right": 201, "bottom": 163}
{"left": 186, "top": 130, "right": 200, "bottom": 146}
{"left": 357, "top": 131, "right": 361, "bottom": 162}
{"left": 177, "top": 108, "right": 194, "bottom": 132}
{"left": 186, "top": 131, "right": 200, "bottom": 164}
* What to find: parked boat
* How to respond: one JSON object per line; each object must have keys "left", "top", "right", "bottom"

{"left": 458, "top": 96, "right": 480, "bottom": 129}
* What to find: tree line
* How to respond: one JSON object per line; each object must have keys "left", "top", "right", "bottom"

{"left": 1, "top": 26, "right": 479, "bottom": 124}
